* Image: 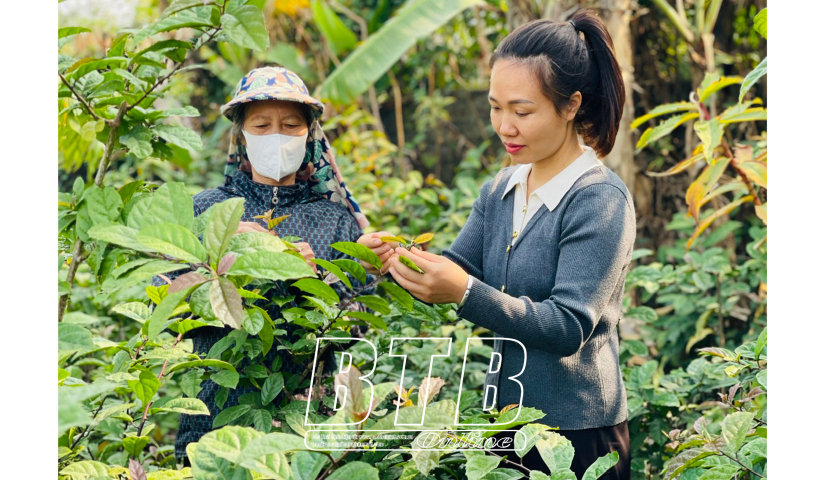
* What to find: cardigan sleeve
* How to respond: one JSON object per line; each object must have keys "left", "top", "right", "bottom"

{"left": 456, "top": 183, "right": 635, "bottom": 357}
{"left": 441, "top": 177, "right": 493, "bottom": 280}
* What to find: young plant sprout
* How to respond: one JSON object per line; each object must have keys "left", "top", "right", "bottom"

{"left": 379, "top": 233, "right": 435, "bottom": 274}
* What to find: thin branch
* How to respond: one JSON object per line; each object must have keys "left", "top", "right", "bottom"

{"left": 58, "top": 71, "right": 101, "bottom": 120}
{"left": 715, "top": 448, "right": 765, "bottom": 478}
{"left": 71, "top": 397, "right": 109, "bottom": 449}
{"left": 134, "top": 333, "right": 184, "bottom": 451}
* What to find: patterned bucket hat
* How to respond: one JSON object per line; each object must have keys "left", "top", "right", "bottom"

{"left": 220, "top": 66, "right": 325, "bottom": 121}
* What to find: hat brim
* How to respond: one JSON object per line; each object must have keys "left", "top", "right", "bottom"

{"left": 220, "top": 86, "right": 325, "bottom": 121}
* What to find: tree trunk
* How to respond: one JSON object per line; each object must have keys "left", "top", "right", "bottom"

{"left": 599, "top": 0, "right": 639, "bottom": 201}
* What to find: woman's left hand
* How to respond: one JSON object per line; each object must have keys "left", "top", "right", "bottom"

{"left": 388, "top": 247, "right": 469, "bottom": 304}
{"left": 294, "top": 242, "right": 318, "bottom": 275}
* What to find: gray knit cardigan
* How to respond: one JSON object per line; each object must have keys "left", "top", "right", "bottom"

{"left": 443, "top": 164, "right": 636, "bottom": 430}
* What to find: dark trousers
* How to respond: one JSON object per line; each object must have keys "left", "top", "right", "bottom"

{"left": 490, "top": 421, "right": 631, "bottom": 480}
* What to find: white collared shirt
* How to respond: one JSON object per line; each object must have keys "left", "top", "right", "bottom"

{"left": 503, "top": 146, "right": 603, "bottom": 245}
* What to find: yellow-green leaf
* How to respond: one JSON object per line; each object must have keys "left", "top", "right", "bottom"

{"left": 694, "top": 119, "right": 723, "bottom": 162}
{"left": 687, "top": 195, "right": 754, "bottom": 250}
{"left": 631, "top": 102, "right": 696, "bottom": 130}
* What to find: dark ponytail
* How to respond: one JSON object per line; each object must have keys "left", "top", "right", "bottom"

{"left": 489, "top": 10, "right": 625, "bottom": 157}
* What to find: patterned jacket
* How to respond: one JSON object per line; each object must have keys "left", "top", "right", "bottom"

{"left": 162, "top": 170, "right": 367, "bottom": 459}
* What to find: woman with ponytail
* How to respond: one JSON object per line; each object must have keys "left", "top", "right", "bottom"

{"left": 359, "top": 10, "right": 633, "bottom": 478}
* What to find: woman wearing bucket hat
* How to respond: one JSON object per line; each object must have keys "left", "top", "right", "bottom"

{"left": 163, "top": 66, "right": 371, "bottom": 465}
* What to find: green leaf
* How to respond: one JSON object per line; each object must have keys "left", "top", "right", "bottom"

{"left": 147, "top": 287, "right": 192, "bottom": 342}
{"left": 227, "top": 231, "right": 289, "bottom": 256}
{"left": 483, "top": 407, "right": 546, "bottom": 437}
{"left": 137, "top": 223, "right": 208, "bottom": 263}
{"left": 318, "top": 0, "right": 484, "bottom": 105}
{"left": 484, "top": 469, "right": 525, "bottom": 480}
{"left": 252, "top": 409, "right": 274, "bottom": 433}
{"left": 754, "top": 327, "right": 767, "bottom": 358}
{"left": 631, "top": 102, "right": 696, "bottom": 130}
{"left": 379, "top": 282, "right": 414, "bottom": 311}
{"left": 221, "top": 3, "right": 269, "bottom": 51}
{"left": 331, "top": 242, "right": 382, "bottom": 269}
{"left": 128, "top": 370, "right": 161, "bottom": 405}
{"left": 464, "top": 451, "right": 503, "bottom": 480}
{"left": 135, "top": 5, "right": 220, "bottom": 44}
{"left": 228, "top": 251, "right": 316, "bottom": 281}
{"left": 88, "top": 224, "right": 152, "bottom": 252}
{"left": 514, "top": 423, "right": 552, "bottom": 458}
{"left": 312, "top": 259, "right": 352, "bottom": 289}
{"left": 59, "top": 26, "right": 91, "bottom": 39}
{"left": 204, "top": 197, "right": 245, "bottom": 265}
{"left": 331, "top": 259, "right": 367, "bottom": 284}
{"left": 111, "top": 302, "right": 150, "bottom": 323}
{"left": 720, "top": 411, "right": 755, "bottom": 454}
{"left": 694, "top": 119, "right": 723, "bottom": 162}
{"left": 58, "top": 323, "right": 94, "bottom": 352}
{"left": 345, "top": 311, "right": 386, "bottom": 329}
{"left": 243, "top": 308, "right": 265, "bottom": 335}
{"left": 291, "top": 451, "right": 330, "bottom": 480}
{"left": 213, "top": 405, "right": 252, "bottom": 428}
{"left": 147, "top": 182, "right": 194, "bottom": 230}
{"left": 738, "top": 57, "right": 767, "bottom": 103}
{"left": 239, "top": 431, "right": 308, "bottom": 457}
{"left": 756, "top": 369, "right": 767, "bottom": 390}
{"left": 122, "top": 435, "right": 150, "bottom": 457}
{"left": 311, "top": 0, "right": 358, "bottom": 55}
{"left": 84, "top": 186, "right": 122, "bottom": 224}
{"left": 166, "top": 359, "right": 237, "bottom": 375}
{"left": 186, "top": 430, "right": 255, "bottom": 478}
{"left": 212, "top": 369, "right": 241, "bottom": 389}
{"left": 697, "top": 465, "right": 742, "bottom": 480}
{"left": 536, "top": 433, "right": 575, "bottom": 473}
{"left": 120, "top": 126, "right": 154, "bottom": 160}
{"left": 159, "top": 0, "right": 206, "bottom": 19}
{"left": 102, "top": 260, "right": 189, "bottom": 292}
{"left": 325, "top": 462, "right": 379, "bottom": 480}
{"left": 753, "top": 8, "right": 767, "bottom": 39}
{"left": 718, "top": 107, "right": 766, "bottom": 124}
{"left": 210, "top": 278, "right": 245, "bottom": 329}
{"left": 152, "top": 124, "right": 203, "bottom": 152}
{"left": 636, "top": 112, "right": 700, "bottom": 150}
{"left": 292, "top": 278, "right": 340, "bottom": 305}
{"left": 261, "top": 373, "right": 286, "bottom": 406}
{"left": 67, "top": 57, "right": 127, "bottom": 81}
{"left": 399, "top": 255, "right": 424, "bottom": 273}
{"left": 80, "top": 119, "right": 105, "bottom": 142}
{"left": 355, "top": 295, "right": 391, "bottom": 315}
{"left": 59, "top": 460, "right": 110, "bottom": 479}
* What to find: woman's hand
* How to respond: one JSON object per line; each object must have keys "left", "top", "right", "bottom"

{"left": 294, "top": 242, "right": 318, "bottom": 275}
{"left": 235, "top": 221, "right": 271, "bottom": 235}
{"left": 357, "top": 231, "right": 401, "bottom": 275}
{"left": 233, "top": 223, "right": 317, "bottom": 275}
{"left": 388, "top": 247, "right": 469, "bottom": 305}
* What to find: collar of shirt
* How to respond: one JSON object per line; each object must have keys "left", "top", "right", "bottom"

{"left": 502, "top": 146, "right": 603, "bottom": 212}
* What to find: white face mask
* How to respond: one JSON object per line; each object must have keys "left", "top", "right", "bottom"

{"left": 242, "top": 130, "right": 308, "bottom": 182}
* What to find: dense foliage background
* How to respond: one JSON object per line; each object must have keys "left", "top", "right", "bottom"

{"left": 57, "top": 1, "right": 767, "bottom": 479}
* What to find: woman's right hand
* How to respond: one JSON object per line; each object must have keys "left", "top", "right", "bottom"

{"left": 357, "top": 231, "right": 400, "bottom": 275}
{"left": 235, "top": 221, "right": 271, "bottom": 235}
